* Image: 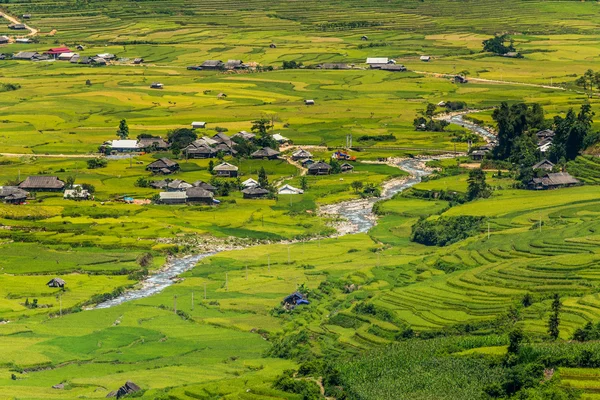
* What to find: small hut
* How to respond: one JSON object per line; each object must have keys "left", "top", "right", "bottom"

{"left": 242, "top": 187, "right": 269, "bottom": 199}
{"left": 47, "top": 278, "right": 66, "bottom": 288}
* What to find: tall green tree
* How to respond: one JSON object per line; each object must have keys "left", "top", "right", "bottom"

{"left": 548, "top": 293, "right": 562, "bottom": 340}
{"left": 167, "top": 128, "right": 197, "bottom": 149}
{"left": 251, "top": 118, "right": 278, "bottom": 149}
{"left": 467, "top": 168, "right": 490, "bottom": 201}
{"left": 549, "top": 103, "right": 595, "bottom": 162}
{"left": 116, "top": 119, "right": 129, "bottom": 140}
{"left": 258, "top": 167, "right": 269, "bottom": 188}
{"left": 482, "top": 34, "right": 515, "bottom": 55}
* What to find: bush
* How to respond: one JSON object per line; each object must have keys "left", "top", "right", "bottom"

{"left": 87, "top": 158, "right": 107, "bottom": 169}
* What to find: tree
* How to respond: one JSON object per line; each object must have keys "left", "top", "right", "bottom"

{"left": 167, "top": 128, "right": 197, "bottom": 149}
{"left": 549, "top": 103, "right": 594, "bottom": 162}
{"left": 251, "top": 118, "right": 278, "bottom": 149}
{"left": 81, "top": 183, "right": 96, "bottom": 194}
{"left": 87, "top": 158, "right": 107, "bottom": 169}
{"left": 507, "top": 328, "right": 524, "bottom": 355}
{"left": 351, "top": 180, "right": 364, "bottom": 193}
{"left": 65, "top": 176, "right": 76, "bottom": 189}
{"left": 329, "top": 158, "right": 341, "bottom": 174}
{"left": 137, "top": 252, "right": 154, "bottom": 268}
{"left": 116, "top": 119, "right": 129, "bottom": 140}
{"left": 258, "top": 167, "right": 269, "bottom": 188}
{"left": 482, "top": 34, "right": 515, "bottom": 55}
{"left": 492, "top": 102, "right": 547, "bottom": 161}
{"left": 425, "top": 103, "right": 437, "bottom": 118}
{"left": 548, "top": 293, "right": 561, "bottom": 340}
{"left": 521, "top": 293, "right": 533, "bottom": 308}
{"left": 299, "top": 176, "right": 308, "bottom": 191}
{"left": 467, "top": 168, "right": 490, "bottom": 200}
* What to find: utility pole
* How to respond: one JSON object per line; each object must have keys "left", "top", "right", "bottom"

{"left": 225, "top": 272, "right": 228, "bottom": 291}
{"left": 173, "top": 295, "right": 177, "bottom": 314}
{"left": 204, "top": 282, "right": 207, "bottom": 300}
{"left": 245, "top": 265, "right": 248, "bottom": 280}
{"left": 268, "top": 254, "right": 270, "bottom": 272}
{"left": 191, "top": 291, "right": 194, "bottom": 311}
{"left": 488, "top": 222, "right": 490, "bottom": 240}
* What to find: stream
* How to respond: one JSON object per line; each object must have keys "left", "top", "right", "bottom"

{"left": 95, "top": 118, "right": 494, "bottom": 309}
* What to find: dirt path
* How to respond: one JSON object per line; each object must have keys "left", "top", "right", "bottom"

{"left": 0, "top": 11, "right": 38, "bottom": 39}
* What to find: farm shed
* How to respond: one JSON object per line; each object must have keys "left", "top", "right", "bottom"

{"left": 308, "top": 161, "right": 332, "bottom": 176}
{"left": 159, "top": 192, "right": 187, "bottom": 204}
{"left": 0, "top": 186, "right": 28, "bottom": 204}
{"left": 19, "top": 176, "right": 65, "bottom": 192}
{"left": 272, "top": 133, "right": 289, "bottom": 143}
{"left": 201, "top": 60, "right": 224, "bottom": 70}
{"left": 192, "top": 181, "right": 217, "bottom": 193}
{"left": 292, "top": 148, "right": 312, "bottom": 160}
{"left": 146, "top": 158, "right": 180, "bottom": 174}
{"left": 138, "top": 137, "right": 169, "bottom": 151}
{"left": 69, "top": 55, "right": 80, "bottom": 63}
{"left": 528, "top": 172, "right": 580, "bottom": 190}
{"left": 282, "top": 292, "right": 309, "bottom": 309}
{"left": 454, "top": 75, "right": 468, "bottom": 83}
{"left": 340, "top": 163, "right": 354, "bottom": 173}
{"left": 361, "top": 35, "right": 368, "bottom": 40}
{"left": 232, "top": 130, "right": 255, "bottom": 141}
{"left": 47, "top": 278, "right": 66, "bottom": 288}
{"left": 471, "top": 150, "right": 487, "bottom": 161}
{"left": 22, "top": 14, "right": 31, "bottom": 19}
{"left": 57, "top": 52, "right": 76, "bottom": 61}
{"left": 191, "top": 121, "right": 206, "bottom": 129}
{"left": 15, "top": 38, "right": 31, "bottom": 44}
{"left": 532, "top": 159, "right": 555, "bottom": 171}
{"left": 278, "top": 184, "right": 303, "bottom": 195}
{"left": 185, "top": 187, "right": 214, "bottom": 204}
{"left": 379, "top": 64, "right": 407, "bottom": 72}
{"left": 420, "top": 56, "right": 431, "bottom": 62}
{"left": 114, "top": 381, "right": 141, "bottom": 399}
{"left": 133, "top": 58, "right": 143, "bottom": 64}
{"left": 304, "top": 99, "right": 315, "bottom": 105}
{"left": 8, "top": 24, "right": 26, "bottom": 30}
{"left": 213, "top": 162, "right": 238, "bottom": 177}
{"left": 270, "top": 43, "right": 277, "bottom": 48}
{"left": 242, "top": 178, "right": 259, "bottom": 189}
{"left": 97, "top": 53, "right": 116, "bottom": 60}
{"left": 150, "top": 82, "right": 163, "bottom": 89}
{"left": 91, "top": 57, "right": 106, "bottom": 65}
{"left": 0, "top": 36, "right": 9, "bottom": 44}
{"left": 251, "top": 147, "right": 280, "bottom": 159}
{"left": 242, "top": 187, "right": 270, "bottom": 199}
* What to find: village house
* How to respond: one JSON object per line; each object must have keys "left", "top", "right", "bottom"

{"left": 242, "top": 187, "right": 270, "bottom": 199}
{"left": 133, "top": 58, "right": 144, "bottom": 64}
{"left": 97, "top": 53, "right": 116, "bottom": 60}
{"left": 213, "top": 162, "right": 238, "bottom": 178}
{"left": 301, "top": 158, "right": 315, "bottom": 167}
{"left": 138, "top": 137, "right": 170, "bottom": 151}
{"left": 340, "top": 163, "right": 354, "bottom": 173}
{"left": 8, "top": 23, "right": 26, "bottom": 30}
{"left": 272, "top": 133, "right": 290, "bottom": 144}
{"left": 379, "top": 64, "right": 407, "bottom": 72}
{"left": 185, "top": 187, "right": 214, "bottom": 204}
{"left": 146, "top": 158, "right": 180, "bottom": 174}
{"left": 528, "top": 172, "right": 580, "bottom": 190}
{"left": 471, "top": 150, "right": 487, "bottom": 161}
{"left": 251, "top": 147, "right": 280, "bottom": 159}
{"left": 159, "top": 192, "right": 187, "bottom": 205}
{"left": 278, "top": 184, "right": 304, "bottom": 195}
{"left": 201, "top": 60, "right": 224, "bottom": 70}
{"left": 105, "top": 139, "right": 139, "bottom": 152}
{"left": 454, "top": 75, "right": 468, "bottom": 84}
{"left": 532, "top": 159, "right": 555, "bottom": 171}
{"left": 166, "top": 179, "right": 192, "bottom": 191}
{"left": 15, "top": 38, "right": 31, "bottom": 44}
{"left": 242, "top": 178, "right": 259, "bottom": 189}
{"left": 292, "top": 148, "right": 312, "bottom": 161}
{"left": 63, "top": 186, "right": 91, "bottom": 200}
{"left": 150, "top": 82, "right": 164, "bottom": 89}
{"left": 316, "top": 63, "right": 349, "bottom": 70}
{"left": 22, "top": 14, "right": 31, "bottom": 19}
{"left": 191, "top": 121, "right": 206, "bottom": 129}
{"left": 366, "top": 57, "right": 389, "bottom": 65}
{"left": 192, "top": 180, "right": 217, "bottom": 193}
{"left": 536, "top": 129, "right": 555, "bottom": 141}
{"left": 304, "top": 99, "right": 315, "bottom": 105}
{"left": 47, "top": 278, "right": 66, "bottom": 288}
{"left": 420, "top": 56, "right": 431, "bottom": 62}
{"left": 213, "top": 132, "right": 234, "bottom": 147}
{"left": 232, "top": 130, "right": 256, "bottom": 141}
{"left": 185, "top": 143, "right": 215, "bottom": 159}
{"left": 538, "top": 138, "right": 553, "bottom": 155}
{"left": 150, "top": 179, "right": 168, "bottom": 190}
{"left": 19, "top": 176, "right": 65, "bottom": 192}
{"left": 225, "top": 60, "right": 247, "bottom": 70}
{"left": 0, "top": 36, "right": 9, "bottom": 44}
{"left": 308, "top": 161, "right": 332, "bottom": 176}
{"left": 0, "top": 186, "right": 28, "bottom": 204}
{"left": 361, "top": 35, "right": 368, "bottom": 41}
{"left": 13, "top": 51, "right": 39, "bottom": 60}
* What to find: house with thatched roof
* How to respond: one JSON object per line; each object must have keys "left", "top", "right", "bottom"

{"left": 19, "top": 176, "right": 65, "bottom": 192}
{"left": 150, "top": 179, "right": 168, "bottom": 189}
{"left": 192, "top": 181, "right": 217, "bottom": 193}
{"left": 225, "top": 60, "right": 247, "bottom": 70}
{"left": 166, "top": 179, "right": 192, "bottom": 191}
{"left": 0, "top": 186, "right": 28, "bottom": 204}
{"left": 340, "top": 163, "right": 354, "bottom": 173}
{"left": 185, "top": 143, "right": 215, "bottom": 159}
{"left": 251, "top": 147, "right": 280, "bottom": 159}
{"left": 213, "top": 132, "right": 233, "bottom": 147}
{"left": 213, "top": 162, "right": 238, "bottom": 177}
{"left": 528, "top": 172, "right": 580, "bottom": 190}
{"left": 47, "top": 278, "right": 66, "bottom": 288}
{"left": 201, "top": 60, "right": 224, "bottom": 70}
{"left": 138, "top": 137, "right": 169, "bottom": 151}
{"left": 242, "top": 187, "right": 270, "bottom": 199}
{"left": 114, "top": 381, "right": 141, "bottom": 399}
{"left": 292, "top": 149, "right": 312, "bottom": 161}
{"left": 232, "top": 131, "right": 255, "bottom": 141}
{"left": 185, "top": 187, "right": 214, "bottom": 204}
{"left": 532, "top": 159, "right": 555, "bottom": 171}
{"left": 308, "top": 161, "right": 332, "bottom": 176}
{"left": 146, "top": 158, "right": 180, "bottom": 174}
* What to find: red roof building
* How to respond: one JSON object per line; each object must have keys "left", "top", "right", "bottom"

{"left": 45, "top": 47, "right": 71, "bottom": 55}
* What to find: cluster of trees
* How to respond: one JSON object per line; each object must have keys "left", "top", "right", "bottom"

{"left": 411, "top": 215, "right": 484, "bottom": 246}
{"left": 413, "top": 103, "right": 449, "bottom": 132}
{"left": 282, "top": 60, "right": 303, "bottom": 69}
{"left": 87, "top": 158, "right": 108, "bottom": 169}
{"left": 168, "top": 128, "right": 197, "bottom": 156}
{"left": 482, "top": 34, "right": 517, "bottom": 56}
{"left": 116, "top": 119, "right": 129, "bottom": 140}
{"left": 549, "top": 103, "right": 597, "bottom": 162}
{"left": 467, "top": 168, "right": 491, "bottom": 200}
{"left": 572, "top": 321, "right": 600, "bottom": 342}
{"left": 575, "top": 69, "right": 600, "bottom": 98}
{"left": 0, "top": 82, "right": 21, "bottom": 92}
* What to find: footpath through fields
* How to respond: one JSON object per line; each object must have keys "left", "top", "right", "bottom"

{"left": 0, "top": 11, "right": 38, "bottom": 38}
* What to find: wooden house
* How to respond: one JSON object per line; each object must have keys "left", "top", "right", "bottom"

{"left": 213, "top": 162, "right": 238, "bottom": 178}
{"left": 251, "top": 147, "right": 280, "bottom": 159}
{"left": 528, "top": 172, "right": 580, "bottom": 190}
{"left": 308, "top": 162, "right": 332, "bottom": 176}
{"left": 201, "top": 60, "right": 224, "bottom": 70}
{"left": 0, "top": 186, "right": 28, "bottom": 204}
{"left": 159, "top": 192, "right": 187, "bottom": 204}
{"left": 340, "top": 163, "right": 354, "bottom": 173}
{"left": 532, "top": 159, "right": 555, "bottom": 171}
{"left": 146, "top": 158, "right": 180, "bottom": 174}
{"left": 19, "top": 176, "right": 65, "bottom": 192}
{"left": 47, "top": 278, "right": 66, "bottom": 288}
{"left": 185, "top": 187, "right": 214, "bottom": 204}
{"left": 242, "top": 187, "right": 270, "bottom": 199}
{"left": 292, "top": 148, "right": 312, "bottom": 161}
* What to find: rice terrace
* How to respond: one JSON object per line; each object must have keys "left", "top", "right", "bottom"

{"left": 1, "top": 0, "right": 600, "bottom": 399}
